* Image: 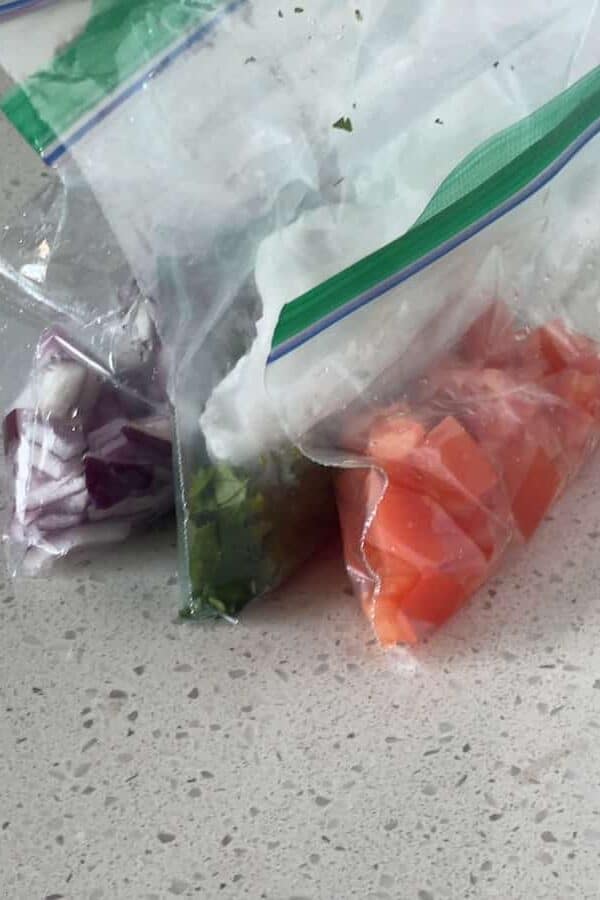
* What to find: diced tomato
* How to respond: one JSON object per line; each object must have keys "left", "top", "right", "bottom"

{"left": 339, "top": 403, "right": 410, "bottom": 454}
{"left": 545, "top": 370, "right": 600, "bottom": 421}
{"left": 442, "top": 488, "right": 510, "bottom": 561}
{"left": 424, "top": 416, "right": 498, "bottom": 499}
{"left": 509, "top": 445, "right": 563, "bottom": 540}
{"left": 365, "top": 474, "right": 488, "bottom": 582}
{"left": 367, "top": 416, "right": 504, "bottom": 560}
{"left": 530, "top": 409, "right": 566, "bottom": 464}
{"left": 365, "top": 548, "right": 426, "bottom": 644}
{"left": 500, "top": 430, "right": 531, "bottom": 502}
{"left": 539, "top": 371, "right": 600, "bottom": 472}
{"left": 552, "top": 403, "right": 597, "bottom": 471}
{"left": 464, "top": 370, "right": 551, "bottom": 455}
{"left": 416, "top": 418, "right": 506, "bottom": 559}
{"left": 336, "top": 313, "right": 600, "bottom": 646}
{"left": 366, "top": 415, "right": 426, "bottom": 474}
{"left": 460, "top": 301, "right": 515, "bottom": 365}
{"left": 417, "top": 363, "right": 472, "bottom": 405}
{"left": 399, "top": 572, "right": 470, "bottom": 626}
{"left": 532, "top": 320, "right": 600, "bottom": 376}
{"left": 365, "top": 544, "right": 420, "bottom": 592}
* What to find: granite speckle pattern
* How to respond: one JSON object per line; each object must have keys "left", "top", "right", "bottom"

{"left": 1, "top": 459, "right": 600, "bottom": 899}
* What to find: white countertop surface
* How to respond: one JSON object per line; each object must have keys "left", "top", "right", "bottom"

{"left": 1, "top": 71, "right": 600, "bottom": 900}
{"left": 2, "top": 465, "right": 600, "bottom": 900}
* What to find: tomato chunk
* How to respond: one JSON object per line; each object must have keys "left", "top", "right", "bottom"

{"left": 366, "top": 415, "right": 426, "bottom": 474}
{"left": 365, "top": 544, "right": 420, "bottom": 595}
{"left": 460, "top": 301, "right": 515, "bottom": 365}
{"left": 400, "top": 572, "right": 469, "bottom": 626}
{"left": 545, "top": 370, "right": 600, "bottom": 421}
{"left": 442, "top": 488, "right": 510, "bottom": 561}
{"left": 424, "top": 416, "right": 498, "bottom": 499}
{"left": 533, "top": 320, "right": 600, "bottom": 376}
{"left": 508, "top": 444, "right": 563, "bottom": 540}
{"left": 365, "top": 474, "right": 487, "bottom": 581}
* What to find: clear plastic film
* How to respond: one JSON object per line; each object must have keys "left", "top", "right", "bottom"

{"left": 3, "top": 312, "right": 173, "bottom": 574}
{"left": 0, "top": 98, "right": 172, "bottom": 571}
{"left": 1, "top": 0, "right": 599, "bottom": 613}
{"left": 266, "top": 60, "right": 600, "bottom": 645}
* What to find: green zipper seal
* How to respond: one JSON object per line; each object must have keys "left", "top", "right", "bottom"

{"left": 271, "top": 64, "right": 600, "bottom": 355}
{"left": 0, "top": 0, "right": 226, "bottom": 155}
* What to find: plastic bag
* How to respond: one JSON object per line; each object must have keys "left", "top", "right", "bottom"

{"left": 2, "top": 293, "right": 173, "bottom": 573}
{"left": 1, "top": 0, "right": 598, "bottom": 615}
{"left": 266, "top": 62, "right": 600, "bottom": 645}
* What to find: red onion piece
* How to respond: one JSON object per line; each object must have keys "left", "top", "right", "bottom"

{"left": 84, "top": 456, "right": 154, "bottom": 509}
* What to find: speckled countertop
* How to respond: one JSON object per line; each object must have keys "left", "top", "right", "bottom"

{"left": 2, "top": 461, "right": 600, "bottom": 900}
{"left": 2, "top": 76, "right": 600, "bottom": 900}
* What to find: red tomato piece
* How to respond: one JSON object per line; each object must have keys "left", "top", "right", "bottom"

{"left": 365, "top": 547, "right": 424, "bottom": 645}
{"left": 424, "top": 416, "right": 498, "bottom": 499}
{"left": 366, "top": 416, "right": 505, "bottom": 561}
{"left": 399, "top": 572, "right": 470, "bottom": 627}
{"left": 545, "top": 370, "right": 600, "bottom": 421}
{"left": 339, "top": 403, "right": 410, "bottom": 454}
{"left": 533, "top": 321, "right": 600, "bottom": 376}
{"left": 464, "top": 370, "right": 557, "bottom": 464}
{"left": 366, "top": 415, "right": 426, "bottom": 474}
{"left": 460, "top": 301, "right": 515, "bottom": 365}
{"left": 552, "top": 403, "right": 597, "bottom": 471}
{"left": 415, "top": 417, "right": 506, "bottom": 560}
{"left": 365, "top": 474, "right": 488, "bottom": 581}
{"left": 365, "top": 544, "right": 420, "bottom": 592}
{"left": 509, "top": 445, "right": 563, "bottom": 540}
{"left": 441, "top": 488, "right": 511, "bottom": 561}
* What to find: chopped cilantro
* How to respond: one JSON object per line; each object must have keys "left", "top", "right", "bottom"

{"left": 182, "top": 451, "right": 336, "bottom": 619}
{"left": 333, "top": 116, "right": 353, "bottom": 133}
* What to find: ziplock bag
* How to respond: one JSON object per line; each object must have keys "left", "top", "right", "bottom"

{"left": 3, "top": 310, "right": 173, "bottom": 575}
{"left": 266, "top": 62, "right": 600, "bottom": 645}
{"left": 2, "top": 1, "right": 599, "bottom": 617}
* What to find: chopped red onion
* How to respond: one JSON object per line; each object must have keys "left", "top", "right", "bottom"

{"left": 4, "top": 321, "right": 173, "bottom": 570}
{"left": 15, "top": 440, "right": 84, "bottom": 482}
{"left": 88, "top": 486, "right": 173, "bottom": 522}
{"left": 21, "top": 419, "right": 86, "bottom": 461}
{"left": 34, "top": 361, "right": 89, "bottom": 419}
{"left": 22, "top": 474, "right": 87, "bottom": 512}
{"left": 35, "top": 512, "right": 87, "bottom": 532}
